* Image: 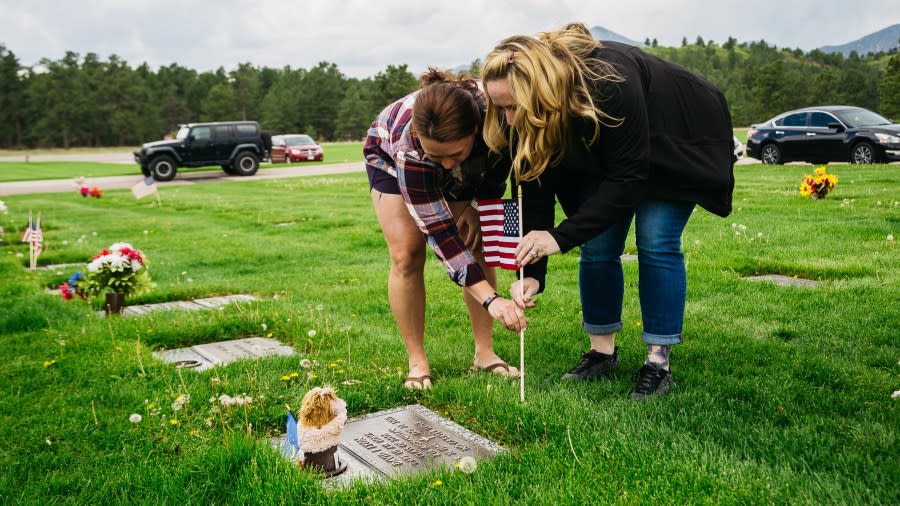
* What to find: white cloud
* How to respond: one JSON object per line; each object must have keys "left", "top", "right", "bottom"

{"left": 0, "top": 0, "right": 896, "bottom": 78}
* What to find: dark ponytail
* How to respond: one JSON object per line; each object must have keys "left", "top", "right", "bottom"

{"left": 413, "top": 67, "right": 482, "bottom": 142}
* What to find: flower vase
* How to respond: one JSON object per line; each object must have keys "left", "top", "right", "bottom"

{"left": 105, "top": 292, "right": 125, "bottom": 315}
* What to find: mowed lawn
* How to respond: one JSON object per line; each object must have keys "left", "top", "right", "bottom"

{"left": 0, "top": 163, "right": 897, "bottom": 504}
{"left": 0, "top": 142, "right": 365, "bottom": 183}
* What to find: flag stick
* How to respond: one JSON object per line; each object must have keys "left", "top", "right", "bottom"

{"left": 517, "top": 189, "right": 525, "bottom": 403}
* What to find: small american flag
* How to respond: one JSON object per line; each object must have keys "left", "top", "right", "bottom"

{"left": 30, "top": 223, "right": 43, "bottom": 256}
{"left": 479, "top": 198, "right": 520, "bottom": 270}
{"left": 21, "top": 219, "right": 33, "bottom": 243}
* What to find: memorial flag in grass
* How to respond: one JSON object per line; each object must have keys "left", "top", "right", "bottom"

{"left": 478, "top": 198, "right": 520, "bottom": 270}
{"left": 282, "top": 410, "right": 302, "bottom": 460}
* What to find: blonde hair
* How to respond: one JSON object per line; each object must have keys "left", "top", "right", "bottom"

{"left": 481, "top": 22, "right": 623, "bottom": 182}
{"left": 299, "top": 386, "right": 338, "bottom": 428}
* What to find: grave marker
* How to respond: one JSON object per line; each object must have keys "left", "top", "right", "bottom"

{"left": 153, "top": 336, "right": 295, "bottom": 371}
{"left": 744, "top": 274, "right": 819, "bottom": 287}
{"left": 276, "top": 404, "right": 504, "bottom": 485}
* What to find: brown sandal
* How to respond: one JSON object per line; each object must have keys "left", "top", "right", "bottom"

{"left": 471, "top": 361, "right": 520, "bottom": 378}
{"left": 403, "top": 375, "right": 433, "bottom": 390}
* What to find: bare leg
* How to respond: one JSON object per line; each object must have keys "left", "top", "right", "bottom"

{"left": 449, "top": 201, "right": 520, "bottom": 377}
{"left": 588, "top": 333, "right": 616, "bottom": 354}
{"left": 372, "top": 190, "right": 430, "bottom": 386}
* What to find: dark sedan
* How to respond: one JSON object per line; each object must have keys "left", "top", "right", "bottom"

{"left": 746, "top": 106, "right": 900, "bottom": 164}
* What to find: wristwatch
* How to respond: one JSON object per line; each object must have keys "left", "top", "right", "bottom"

{"left": 482, "top": 292, "right": 501, "bottom": 311}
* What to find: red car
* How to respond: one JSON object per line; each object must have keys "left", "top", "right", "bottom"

{"left": 271, "top": 134, "right": 324, "bottom": 163}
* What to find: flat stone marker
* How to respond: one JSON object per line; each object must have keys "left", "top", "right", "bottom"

{"left": 276, "top": 404, "right": 504, "bottom": 486}
{"left": 37, "top": 262, "right": 84, "bottom": 271}
{"left": 98, "top": 294, "right": 258, "bottom": 317}
{"left": 744, "top": 274, "right": 819, "bottom": 287}
{"left": 153, "top": 336, "right": 295, "bottom": 371}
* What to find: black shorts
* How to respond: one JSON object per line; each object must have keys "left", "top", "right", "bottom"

{"left": 366, "top": 164, "right": 478, "bottom": 201}
{"left": 366, "top": 165, "right": 401, "bottom": 195}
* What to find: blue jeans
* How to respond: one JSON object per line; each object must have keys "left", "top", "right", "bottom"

{"left": 579, "top": 199, "right": 695, "bottom": 346}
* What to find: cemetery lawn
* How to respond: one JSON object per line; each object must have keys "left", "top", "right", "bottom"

{"left": 0, "top": 142, "right": 365, "bottom": 182}
{"left": 1, "top": 163, "right": 898, "bottom": 505}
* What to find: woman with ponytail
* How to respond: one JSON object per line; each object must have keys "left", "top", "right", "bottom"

{"left": 482, "top": 23, "right": 735, "bottom": 400}
{"left": 364, "top": 69, "right": 525, "bottom": 390}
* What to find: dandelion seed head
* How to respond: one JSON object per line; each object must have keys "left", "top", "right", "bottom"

{"left": 129, "top": 413, "right": 142, "bottom": 423}
{"left": 456, "top": 456, "right": 477, "bottom": 474}
{"left": 307, "top": 329, "right": 316, "bottom": 338}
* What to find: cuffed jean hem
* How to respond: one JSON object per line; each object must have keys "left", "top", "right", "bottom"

{"left": 641, "top": 331, "right": 682, "bottom": 346}
{"left": 583, "top": 320, "right": 623, "bottom": 335}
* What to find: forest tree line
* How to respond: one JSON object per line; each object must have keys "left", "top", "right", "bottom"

{"left": 0, "top": 37, "right": 899, "bottom": 149}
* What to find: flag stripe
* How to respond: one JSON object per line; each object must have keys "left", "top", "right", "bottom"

{"left": 478, "top": 198, "right": 520, "bottom": 271}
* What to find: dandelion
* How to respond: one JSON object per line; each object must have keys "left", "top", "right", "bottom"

{"left": 129, "top": 413, "right": 142, "bottom": 423}
{"left": 341, "top": 379, "right": 362, "bottom": 386}
{"left": 308, "top": 372, "right": 317, "bottom": 380}
{"left": 456, "top": 456, "right": 477, "bottom": 474}
{"left": 280, "top": 375, "right": 291, "bottom": 382}
{"left": 299, "top": 358, "right": 312, "bottom": 369}
{"left": 694, "top": 240, "right": 701, "bottom": 246}
{"left": 171, "top": 394, "right": 190, "bottom": 411}
{"left": 261, "top": 323, "right": 268, "bottom": 331}
{"left": 888, "top": 234, "right": 894, "bottom": 242}
{"left": 892, "top": 390, "right": 900, "bottom": 399}
{"left": 431, "top": 480, "right": 443, "bottom": 488}
{"left": 45, "top": 439, "right": 52, "bottom": 446}
{"left": 170, "top": 418, "right": 179, "bottom": 426}
{"left": 877, "top": 201, "right": 882, "bottom": 206}
{"left": 307, "top": 329, "right": 317, "bottom": 338}
{"left": 210, "top": 376, "right": 221, "bottom": 386}
{"left": 289, "top": 372, "right": 299, "bottom": 379}
{"left": 328, "top": 363, "right": 337, "bottom": 369}
{"left": 316, "top": 304, "right": 324, "bottom": 311}
{"left": 143, "top": 230, "right": 149, "bottom": 235}
{"left": 43, "top": 359, "right": 56, "bottom": 368}
{"left": 267, "top": 332, "right": 273, "bottom": 338}
{"left": 205, "top": 418, "right": 214, "bottom": 427}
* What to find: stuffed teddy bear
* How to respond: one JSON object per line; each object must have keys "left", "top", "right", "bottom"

{"left": 298, "top": 386, "right": 348, "bottom": 476}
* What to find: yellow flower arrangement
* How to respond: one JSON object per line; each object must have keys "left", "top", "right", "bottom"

{"left": 799, "top": 166, "right": 838, "bottom": 199}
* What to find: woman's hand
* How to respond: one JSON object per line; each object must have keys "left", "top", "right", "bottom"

{"left": 515, "top": 231, "right": 560, "bottom": 265}
{"left": 487, "top": 297, "right": 529, "bottom": 332}
{"left": 509, "top": 277, "right": 540, "bottom": 308}
{"left": 455, "top": 205, "right": 481, "bottom": 251}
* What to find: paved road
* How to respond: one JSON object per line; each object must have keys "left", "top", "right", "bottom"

{"left": 0, "top": 162, "right": 365, "bottom": 196}
{"left": 0, "top": 151, "right": 760, "bottom": 196}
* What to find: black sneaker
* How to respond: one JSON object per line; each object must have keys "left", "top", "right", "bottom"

{"left": 562, "top": 347, "right": 620, "bottom": 380}
{"left": 629, "top": 363, "right": 673, "bottom": 400}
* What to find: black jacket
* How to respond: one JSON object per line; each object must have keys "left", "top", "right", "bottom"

{"left": 519, "top": 41, "right": 735, "bottom": 289}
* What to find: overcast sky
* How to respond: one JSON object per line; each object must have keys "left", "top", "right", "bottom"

{"left": 1, "top": 0, "right": 897, "bottom": 78}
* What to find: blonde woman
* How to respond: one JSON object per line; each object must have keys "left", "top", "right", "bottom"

{"left": 482, "top": 23, "right": 735, "bottom": 400}
{"left": 365, "top": 69, "right": 526, "bottom": 390}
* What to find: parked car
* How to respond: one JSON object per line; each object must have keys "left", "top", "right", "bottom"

{"left": 134, "top": 121, "right": 264, "bottom": 181}
{"left": 269, "top": 135, "right": 286, "bottom": 163}
{"left": 746, "top": 106, "right": 900, "bottom": 165}
{"left": 733, "top": 136, "right": 744, "bottom": 160}
{"left": 274, "top": 134, "right": 324, "bottom": 163}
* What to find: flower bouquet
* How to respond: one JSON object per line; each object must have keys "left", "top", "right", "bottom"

{"left": 62, "top": 243, "right": 153, "bottom": 312}
{"left": 799, "top": 167, "right": 838, "bottom": 200}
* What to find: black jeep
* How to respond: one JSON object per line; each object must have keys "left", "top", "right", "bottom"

{"left": 134, "top": 121, "right": 265, "bottom": 181}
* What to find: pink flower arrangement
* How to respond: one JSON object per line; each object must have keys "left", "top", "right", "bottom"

{"left": 80, "top": 186, "right": 103, "bottom": 198}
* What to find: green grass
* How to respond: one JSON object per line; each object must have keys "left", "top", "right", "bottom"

{"left": 0, "top": 163, "right": 898, "bottom": 504}
{"left": 0, "top": 142, "right": 365, "bottom": 183}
